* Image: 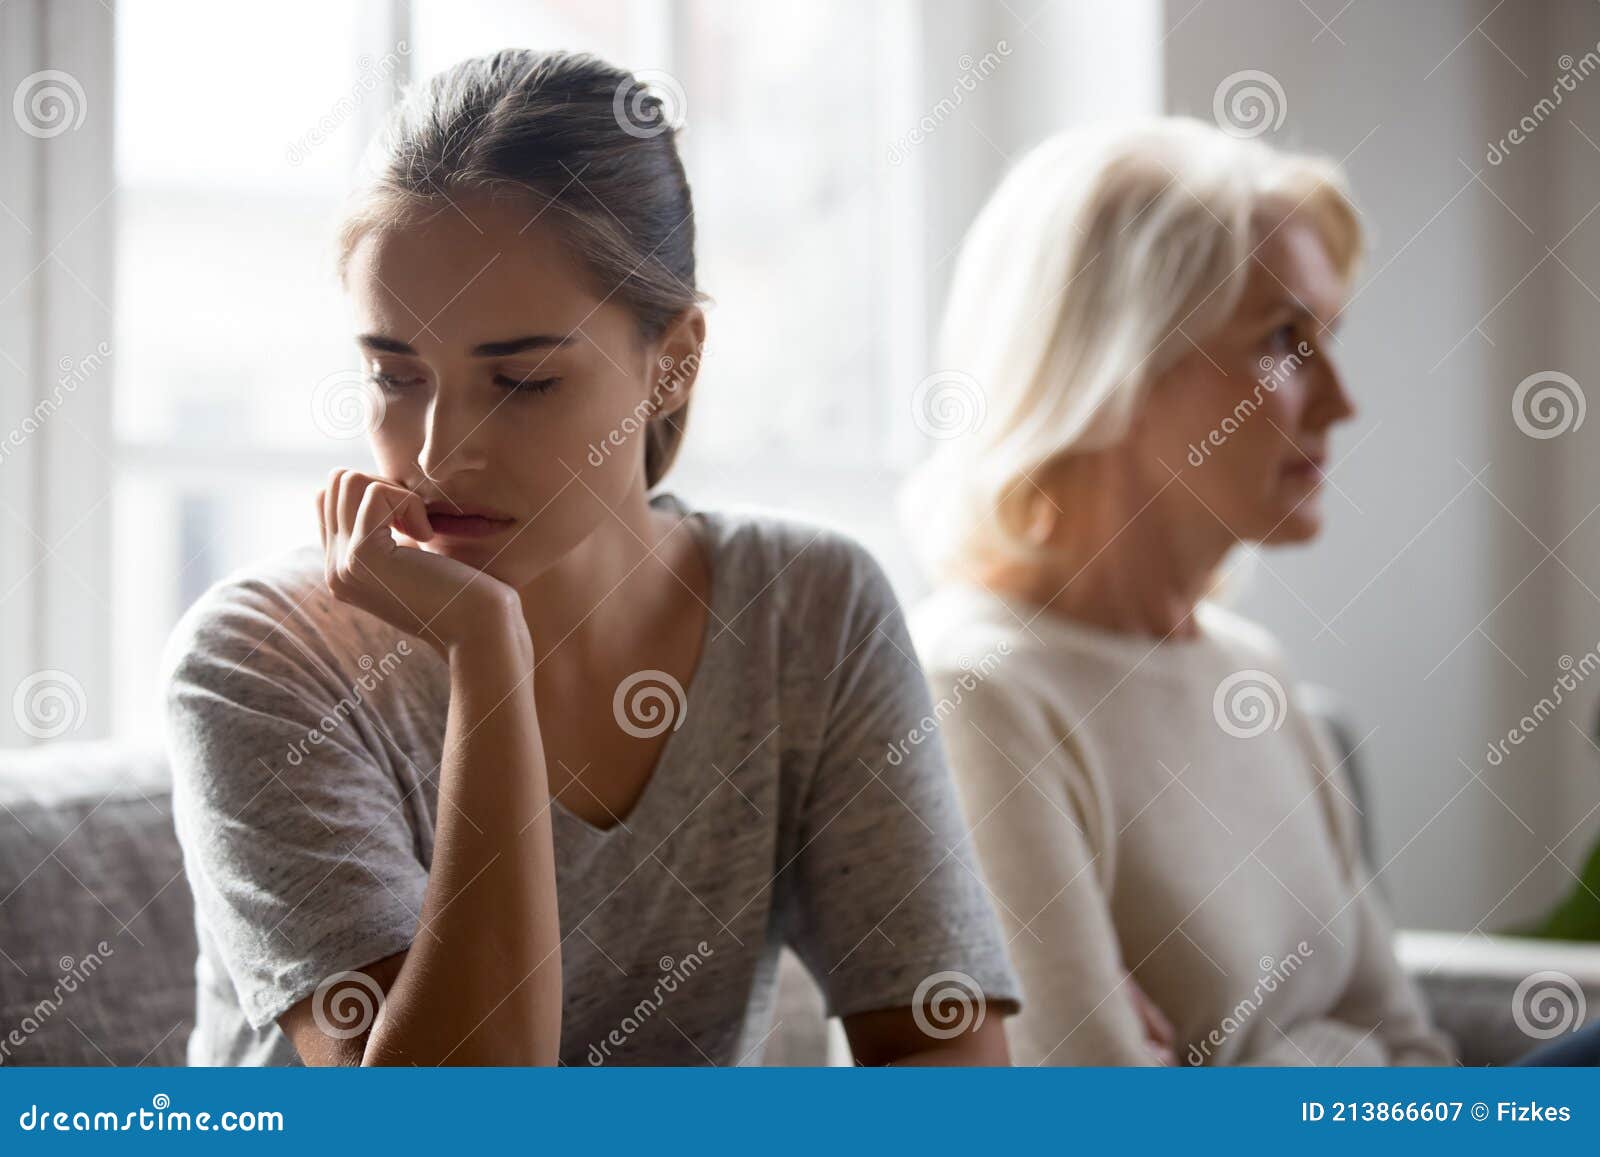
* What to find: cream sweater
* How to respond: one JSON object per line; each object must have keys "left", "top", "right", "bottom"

{"left": 909, "top": 584, "right": 1455, "bottom": 1067}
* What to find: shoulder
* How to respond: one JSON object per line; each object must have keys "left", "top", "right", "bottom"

{"left": 162, "top": 543, "right": 336, "bottom": 681}
{"left": 907, "top": 589, "right": 1084, "bottom": 770}
{"left": 161, "top": 543, "right": 324, "bottom": 673}
{"left": 160, "top": 541, "right": 423, "bottom": 708}
{"left": 698, "top": 500, "right": 906, "bottom": 635}
{"left": 909, "top": 585, "right": 1034, "bottom": 681}
{"left": 1195, "top": 600, "right": 1292, "bottom": 674}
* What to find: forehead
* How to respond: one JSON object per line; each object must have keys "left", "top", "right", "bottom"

{"left": 1235, "top": 215, "right": 1346, "bottom": 324}
{"left": 345, "top": 197, "right": 607, "bottom": 349}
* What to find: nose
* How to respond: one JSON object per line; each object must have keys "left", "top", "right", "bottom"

{"left": 415, "top": 394, "right": 489, "bottom": 483}
{"left": 1306, "top": 353, "right": 1356, "bottom": 430}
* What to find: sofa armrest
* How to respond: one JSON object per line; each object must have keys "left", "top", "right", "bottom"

{"left": 1395, "top": 930, "right": 1600, "bottom": 1066}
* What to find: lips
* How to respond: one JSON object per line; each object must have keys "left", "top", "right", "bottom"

{"left": 422, "top": 501, "right": 516, "bottom": 539}
{"left": 426, "top": 513, "right": 514, "bottom": 538}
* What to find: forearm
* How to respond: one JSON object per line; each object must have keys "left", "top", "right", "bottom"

{"left": 364, "top": 623, "right": 562, "bottom": 1065}
{"left": 883, "top": 1028, "right": 1012, "bottom": 1066}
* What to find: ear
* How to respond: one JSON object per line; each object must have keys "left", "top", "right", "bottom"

{"left": 648, "top": 307, "right": 706, "bottom": 420}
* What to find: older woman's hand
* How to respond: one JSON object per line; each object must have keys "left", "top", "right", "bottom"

{"left": 1126, "top": 973, "right": 1176, "bottom": 1065}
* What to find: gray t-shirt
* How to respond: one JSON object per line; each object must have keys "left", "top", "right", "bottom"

{"left": 162, "top": 490, "right": 1020, "bottom": 1066}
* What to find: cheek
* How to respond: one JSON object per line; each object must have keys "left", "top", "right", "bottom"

{"left": 367, "top": 403, "right": 421, "bottom": 474}
{"left": 1257, "top": 374, "right": 1308, "bottom": 423}
{"left": 572, "top": 368, "right": 672, "bottom": 480}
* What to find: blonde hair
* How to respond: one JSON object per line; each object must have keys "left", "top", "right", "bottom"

{"left": 901, "top": 116, "right": 1364, "bottom": 580}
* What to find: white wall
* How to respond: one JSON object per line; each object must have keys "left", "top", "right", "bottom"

{"left": 1164, "top": 0, "right": 1600, "bottom": 931}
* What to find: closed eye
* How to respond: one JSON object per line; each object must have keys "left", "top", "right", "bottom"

{"left": 366, "top": 371, "right": 423, "bottom": 391}
{"left": 495, "top": 373, "right": 561, "bottom": 394}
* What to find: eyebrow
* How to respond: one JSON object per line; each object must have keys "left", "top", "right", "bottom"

{"left": 1257, "top": 300, "right": 1338, "bottom": 329}
{"left": 356, "top": 334, "right": 581, "bottom": 357}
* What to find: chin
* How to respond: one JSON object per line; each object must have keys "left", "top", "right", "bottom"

{"left": 421, "top": 537, "right": 532, "bottom": 580}
{"left": 1258, "top": 507, "right": 1324, "bottom": 545}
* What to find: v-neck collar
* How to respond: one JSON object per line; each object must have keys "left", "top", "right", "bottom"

{"left": 550, "top": 490, "right": 724, "bottom": 844}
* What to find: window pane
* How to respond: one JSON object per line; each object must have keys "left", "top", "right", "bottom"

{"left": 675, "top": 0, "right": 888, "bottom": 469}
{"left": 113, "top": 0, "right": 398, "bottom": 450}
{"left": 408, "top": 0, "right": 643, "bottom": 78}
{"left": 112, "top": 473, "right": 326, "bottom": 742}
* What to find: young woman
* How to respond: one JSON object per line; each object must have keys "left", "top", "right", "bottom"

{"left": 901, "top": 118, "right": 1454, "bottom": 1067}
{"left": 163, "top": 49, "right": 1018, "bottom": 1066}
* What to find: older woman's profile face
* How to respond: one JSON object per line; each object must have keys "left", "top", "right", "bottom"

{"left": 1144, "top": 216, "right": 1356, "bottom": 546}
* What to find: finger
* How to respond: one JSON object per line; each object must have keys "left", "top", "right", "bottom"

{"left": 391, "top": 485, "right": 433, "bottom": 542}
{"left": 1143, "top": 997, "right": 1175, "bottom": 1042}
{"left": 315, "top": 487, "right": 327, "bottom": 550}
{"left": 323, "top": 468, "right": 343, "bottom": 550}
{"left": 334, "top": 470, "right": 375, "bottom": 542}
{"left": 350, "top": 483, "right": 420, "bottom": 557}
{"left": 322, "top": 470, "right": 344, "bottom": 583}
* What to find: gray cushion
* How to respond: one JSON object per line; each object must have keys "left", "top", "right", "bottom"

{"left": 0, "top": 742, "right": 195, "bottom": 1066}
{"left": 0, "top": 737, "right": 1577, "bottom": 1068}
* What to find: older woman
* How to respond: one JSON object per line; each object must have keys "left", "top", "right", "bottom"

{"left": 902, "top": 117, "right": 1456, "bottom": 1067}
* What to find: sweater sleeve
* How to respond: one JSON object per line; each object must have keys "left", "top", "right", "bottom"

{"left": 1266, "top": 710, "right": 1457, "bottom": 1066}
{"left": 934, "top": 670, "right": 1157, "bottom": 1066}
{"left": 1248, "top": 1017, "right": 1390, "bottom": 1065}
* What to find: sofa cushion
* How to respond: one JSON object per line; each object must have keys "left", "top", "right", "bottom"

{"left": 0, "top": 742, "right": 195, "bottom": 1066}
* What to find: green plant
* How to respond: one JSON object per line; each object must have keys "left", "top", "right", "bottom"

{"left": 1519, "top": 833, "right": 1600, "bottom": 941}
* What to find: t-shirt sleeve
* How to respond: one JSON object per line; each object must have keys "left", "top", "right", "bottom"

{"left": 162, "top": 585, "right": 428, "bottom": 1033}
{"left": 778, "top": 538, "right": 1022, "bottom": 1025}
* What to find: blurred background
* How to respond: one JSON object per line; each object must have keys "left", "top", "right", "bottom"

{"left": 3, "top": 0, "right": 1600, "bottom": 943}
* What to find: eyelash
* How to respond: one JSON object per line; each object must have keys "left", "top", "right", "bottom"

{"left": 495, "top": 373, "right": 561, "bottom": 394}
{"left": 364, "top": 372, "right": 561, "bottom": 395}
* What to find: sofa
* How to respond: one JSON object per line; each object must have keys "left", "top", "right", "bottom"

{"left": 0, "top": 735, "right": 1595, "bottom": 1067}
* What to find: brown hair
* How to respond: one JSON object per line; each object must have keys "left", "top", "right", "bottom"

{"left": 336, "top": 49, "right": 705, "bottom": 487}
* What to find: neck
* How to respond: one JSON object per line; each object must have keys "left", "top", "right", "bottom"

{"left": 513, "top": 487, "right": 684, "bottom": 671}
{"left": 982, "top": 462, "right": 1234, "bottom": 640}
